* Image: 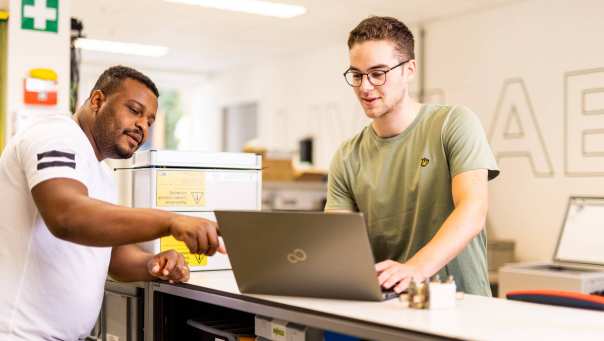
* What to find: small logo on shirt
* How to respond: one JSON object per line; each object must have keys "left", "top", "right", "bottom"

{"left": 36, "top": 150, "right": 76, "bottom": 170}
{"left": 420, "top": 157, "right": 430, "bottom": 167}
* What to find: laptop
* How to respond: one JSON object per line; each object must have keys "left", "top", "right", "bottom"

{"left": 498, "top": 196, "right": 604, "bottom": 297}
{"left": 214, "top": 210, "right": 398, "bottom": 301}
{"left": 550, "top": 196, "right": 604, "bottom": 270}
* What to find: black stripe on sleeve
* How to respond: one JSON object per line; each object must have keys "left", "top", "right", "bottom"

{"left": 37, "top": 161, "right": 76, "bottom": 170}
{"left": 37, "top": 150, "right": 76, "bottom": 161}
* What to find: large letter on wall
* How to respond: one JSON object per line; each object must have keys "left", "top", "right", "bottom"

{"left": 565, "top": 68, "right": 604, "bottom": 176}
{"left": 489, "top": 78, "right": 554, "bottom": 177}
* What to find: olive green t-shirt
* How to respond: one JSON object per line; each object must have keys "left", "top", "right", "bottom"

{"left": 325, "top": 104, "right": 500, "bottom": 296}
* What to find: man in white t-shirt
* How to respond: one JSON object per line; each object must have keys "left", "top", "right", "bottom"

{"left": 0, "top": 66, "right": 223, "bottom": 340}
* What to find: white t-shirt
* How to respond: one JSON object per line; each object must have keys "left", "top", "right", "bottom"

{"left": 0, "top": 115, "right": 117, "bottom": 341}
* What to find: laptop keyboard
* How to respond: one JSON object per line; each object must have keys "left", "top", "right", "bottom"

{"left": 381, "top": 288, "right": 401, "bottom": 300}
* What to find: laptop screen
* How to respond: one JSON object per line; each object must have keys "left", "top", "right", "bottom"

{"left": 554, "top": 197, "right": 604, "bottom": 266}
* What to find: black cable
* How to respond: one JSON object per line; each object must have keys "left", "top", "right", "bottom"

{"left": 70, "top": 18, "right": 84, "bottom": 114}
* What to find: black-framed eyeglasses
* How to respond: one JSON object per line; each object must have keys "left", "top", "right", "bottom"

{"left": 343, "top": 59, "right": 410, "bottom": 87}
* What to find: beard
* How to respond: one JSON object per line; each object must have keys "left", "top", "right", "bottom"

{"left": 93, "top": 106, "right": 137, "bottom": 159}
{"left": 113, "top": 139, "right": 137, "bottom": 159}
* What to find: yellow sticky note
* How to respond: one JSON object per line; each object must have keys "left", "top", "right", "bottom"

{"left": 156, "top": 170, "right": 206, "bottom": 207}
{"left": 160, "top": 236, "right": 208, "bottom": 266}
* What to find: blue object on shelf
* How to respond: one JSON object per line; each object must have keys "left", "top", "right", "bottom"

{"left": 323, "top": 331, "right": 360, "bottom": 341}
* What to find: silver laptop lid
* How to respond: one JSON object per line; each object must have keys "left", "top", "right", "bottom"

{"left": 553, "top": 197, "right": 604, "bottom": 267}
{"left": 215, "top": 210, "right": 386, "bottom": 301}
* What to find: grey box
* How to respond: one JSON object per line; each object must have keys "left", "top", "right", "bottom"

{"left": 488, "top": 239, "right": 515, "bottom": 272}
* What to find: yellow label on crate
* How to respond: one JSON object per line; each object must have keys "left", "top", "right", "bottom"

{"left": 156, "top": 170, "right": 206, "bottom": 207}
{"left": 160, "top": 235, "right": 208, "bottom": 266}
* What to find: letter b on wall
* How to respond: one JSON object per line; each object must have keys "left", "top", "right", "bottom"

{"left": 565, "top": 68, "right": 604, "bottom": 176}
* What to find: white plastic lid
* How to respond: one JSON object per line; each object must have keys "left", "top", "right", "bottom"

{"left": 131, "top": 149, "right": 262, "bottom": 170}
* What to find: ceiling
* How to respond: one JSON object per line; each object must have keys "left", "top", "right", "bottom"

{"left": 72, "top": 0, "right": 518, "bottom": 73}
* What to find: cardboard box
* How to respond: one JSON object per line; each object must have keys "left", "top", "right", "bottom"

{"left": 262, "top": 158, "right": 296, "bottom": 182}
{"left": 262, "top": 158, "right": 327, "bottom": 183}
{"left": 254, "top": 316, "right": 322, "bottom": 341}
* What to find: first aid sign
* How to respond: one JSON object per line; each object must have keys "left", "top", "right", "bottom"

{"left": 21, "top": 0, "right": 59, "bottom": 33}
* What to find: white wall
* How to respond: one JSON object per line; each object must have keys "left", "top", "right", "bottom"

{"left": 208, "top": 0, "right": 604, "bottom": 262}
{"left": 208, "top": 43, "right": 418, "bottom": 169}
{"left": 423, "top": 0, "right": 604, "bottom": 261}
{"left": 6, "top": 0, "right": 70, "bottom": 137}
{"left": 78, "top": 62, "right": 216, "bottom": 152}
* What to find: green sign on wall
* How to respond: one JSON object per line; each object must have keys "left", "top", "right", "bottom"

{"left": 21, "top": 0, "right": 59, "bottom": 33}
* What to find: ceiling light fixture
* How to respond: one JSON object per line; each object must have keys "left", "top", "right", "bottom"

{"left": 74, "top": 38, "right": 169, "bottom": 57}
{"left": 165, "top": 0, "right": 306, "bottom": 19}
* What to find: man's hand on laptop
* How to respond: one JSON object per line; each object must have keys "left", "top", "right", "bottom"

{"left": 168, "top": 214, "right": 221, "bottom": 255}
{"left": 375, "top": 260, "right": 426, "bottom": 293}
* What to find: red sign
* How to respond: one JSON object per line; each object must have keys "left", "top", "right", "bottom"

{"left": 23, "top": 78, "right": 57, "bottom": 106}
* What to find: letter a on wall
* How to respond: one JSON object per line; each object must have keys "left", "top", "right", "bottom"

{"left": 21, "top": 0, "right": 59, "bottom": 33}
{"left": 488, "top": 78, "right": 554, "bottom": 177}
{"left": 565, "top": 68, "right": 604, "bottom": 176}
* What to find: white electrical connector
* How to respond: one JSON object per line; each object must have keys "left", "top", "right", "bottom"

{"left": 428, "top": 280, "right": 457, "bottom": 309}
{"left": 399, "top": 275, "right": 462, "bottom": 309}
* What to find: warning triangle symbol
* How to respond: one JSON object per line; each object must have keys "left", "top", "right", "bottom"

{"left": 191, "top": 192, "right": 203, "bottom": 204}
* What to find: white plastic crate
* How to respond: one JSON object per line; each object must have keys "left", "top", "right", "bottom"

{"left": 132, "top": 168, "right": 261, "bottom": 211}
{"left": 125, "top": 150, "right": 262, "bottom": 272}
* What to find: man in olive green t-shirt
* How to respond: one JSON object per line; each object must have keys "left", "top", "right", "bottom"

{"left": 326, "top": 16, "right": 500, "bottom": 296}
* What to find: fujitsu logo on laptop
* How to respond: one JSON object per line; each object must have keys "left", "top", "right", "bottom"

{"left": 286, "top": 249, "right": 307, "bottom": 264}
